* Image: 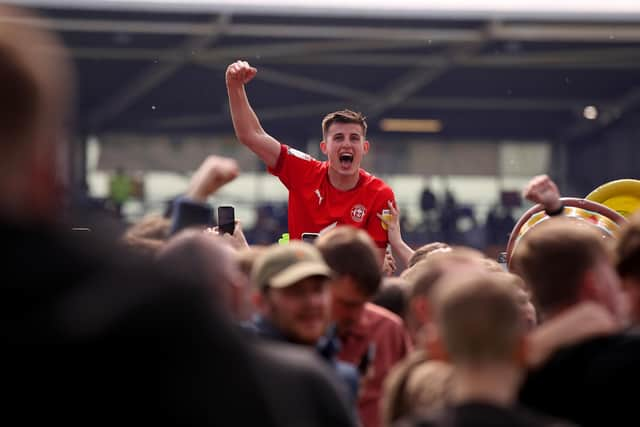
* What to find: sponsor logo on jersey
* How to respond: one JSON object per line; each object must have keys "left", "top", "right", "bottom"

{"left": 351, "top": 204, "right": 366, "bottom": 223}
{"left": 288, "top": 147, "right": 311, "bottom": 161}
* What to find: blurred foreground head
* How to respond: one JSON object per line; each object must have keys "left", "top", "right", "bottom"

{"left": 0, "top": 6, "right": 73, "bottom": 223}
{"left": 158, "top": 229, "right": 252, "bottom": 321}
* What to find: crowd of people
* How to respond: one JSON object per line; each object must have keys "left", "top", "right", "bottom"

{"left": 5, "top": 6, "right": 640, "bottom": 427}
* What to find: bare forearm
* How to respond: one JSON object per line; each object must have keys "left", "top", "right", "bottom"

{"left": 389, "top": 237, "right": 414, "bottom": 268}
{"left": 227, "top": 85, "right": 279, "bottom": 168}
{"left": 228, "top": 85, "right": 263, "bottom": 142}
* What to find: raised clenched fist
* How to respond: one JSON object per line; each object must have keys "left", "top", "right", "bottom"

{"left": 225, "top": 60, "right": 257, "bottom": 88}
{"left": 186, "top": 155, "right": 239, "bottom": 202}
{"left": 522, "top": 174, "right": 562, "bottom": 212}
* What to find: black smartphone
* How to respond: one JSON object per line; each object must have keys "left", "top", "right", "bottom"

{"left": 301, "top": 232, "right": 320, "bottom": 243}
{"left": 217, "top": 205, "right": 235, "bottom": 235}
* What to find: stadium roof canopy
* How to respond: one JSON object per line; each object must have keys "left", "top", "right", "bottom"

{"left": 7, "top": 0, "right": 640, "bottom": 146}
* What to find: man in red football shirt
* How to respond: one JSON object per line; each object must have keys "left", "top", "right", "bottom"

{"left": 226, "top": 60, "right": 395, "bottom": 256}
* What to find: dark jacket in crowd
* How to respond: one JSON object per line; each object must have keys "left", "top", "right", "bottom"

{"left": 519, "top": 331, "right": 640, "bottom": 427}
{"left": 252, "top": 339, "right": 358, "bottom": 427}
{"left": 3, "top": 218, "right": 355, "bottom": 427}
{"left": 394, "top": 401, "right": 576, "bottom": 427}
{"left": 251, "top": 314, "right": 361, "bottom": 406}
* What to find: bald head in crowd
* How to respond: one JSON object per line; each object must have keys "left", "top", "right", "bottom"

{"left": 158, "top": 229, "right": 251, "bottom": 320}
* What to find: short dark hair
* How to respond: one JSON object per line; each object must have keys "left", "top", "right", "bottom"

{"left": 372, "top": 278, "right": 409, "bottom": 319}
{"left": 316, "top": 226, "right": 381, "bottom": 297}
{"left": 511, "top": 217, "right": 608, "bottom": 315}
{"left": 321, "top": 109, "right": 367, "bottom": 138}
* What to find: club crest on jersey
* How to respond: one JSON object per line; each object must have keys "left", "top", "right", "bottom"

{"left": 351, "top": 204, "right": 366, "bottom": 222}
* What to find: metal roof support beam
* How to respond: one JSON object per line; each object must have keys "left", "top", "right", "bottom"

{"left": 471, "top": 48, "right": 640, "bottom": 66}
{"left": 403, "top": 97, "right": 614, "bottom": 112}
{"left": 88, "top": 14, "right": 231, "bottom": 130}
{"left": 3, "top": 15, "right": 485, "bottom": 41}
{"left": 264, "top": 50, "right": 640, "bottom": 69}
{"left": 363, "top": 41, "right": 488, "bottom": 119}
{"left": 226, "top": 24, "right": 482, "bottom": 42}
{"left": 141, "top": 95, "right": 599, "bottom": 131}
{"left": 71, "top": 39, "right": 430, "bottom": 62}
{"left": 147, "top": 102, "right": 341, "bottom": 130}
{"left": 0, "top": 15, "right": 218, "bottom": 35}
{"left": 491, "top": 22, "right": 640, "bottom": 43}
{"left": 201, "top": 62, "right": 375, "bottom": 101}
{"left": 9, "top": 15, "right": 640, "bottom": 43}
{"left": 69, "top": 42, "right": 640, "bottom": 70}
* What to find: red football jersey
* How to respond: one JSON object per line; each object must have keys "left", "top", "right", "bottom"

{"left": 268, "top": 144, "right": 395, "bottom": 248}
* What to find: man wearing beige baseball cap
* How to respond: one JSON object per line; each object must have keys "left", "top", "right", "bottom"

{"left": 251, "top": 241, "right": 334, "bottom": 345}
{"left": 250, "top": 241, "right": 360, "bottom": 408}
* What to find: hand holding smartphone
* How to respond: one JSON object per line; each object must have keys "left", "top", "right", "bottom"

{"left": 217, "top": 205, "right": 235, "bottom": 235}
{"left": 301, "top": 232, "right": 320, "bottom": 243}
